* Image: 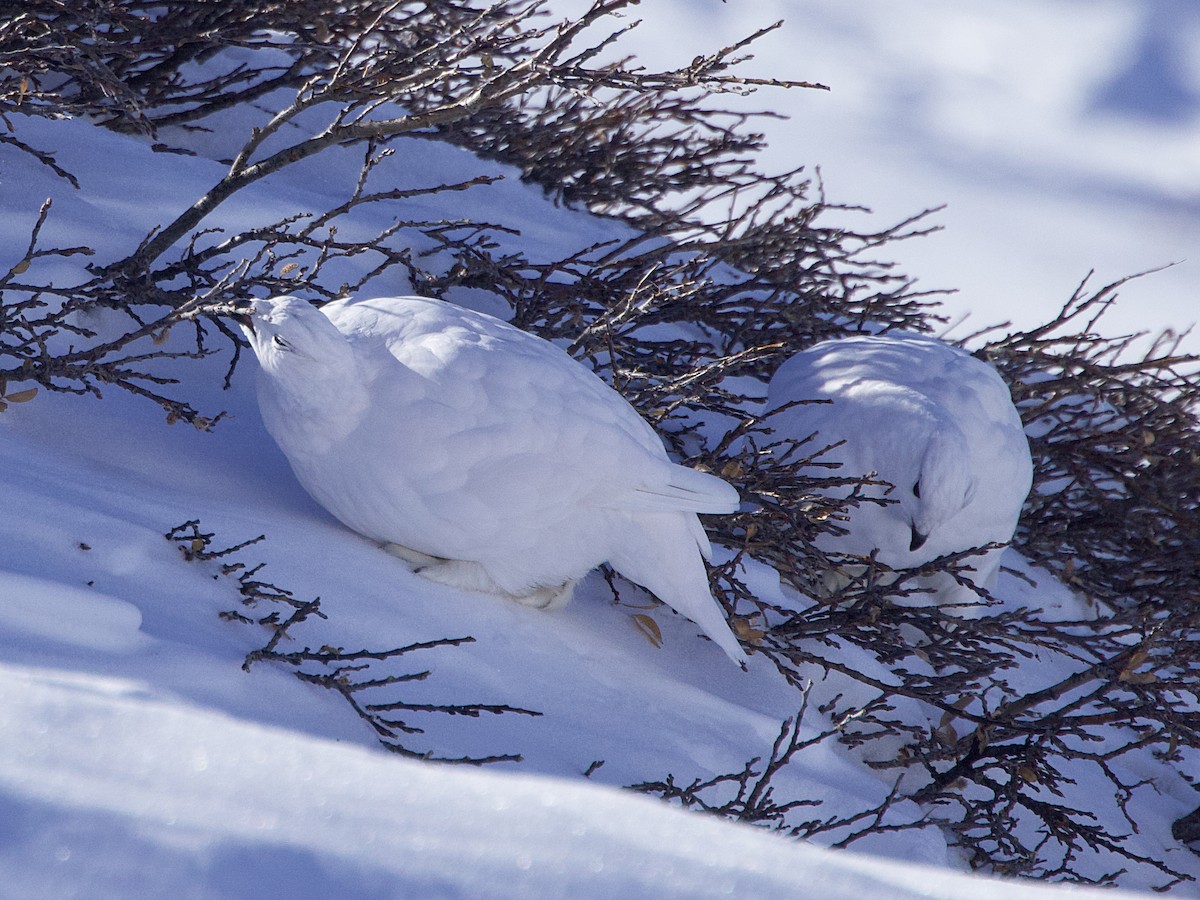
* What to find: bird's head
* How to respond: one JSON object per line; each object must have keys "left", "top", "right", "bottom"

{"left": 229, "top": 296, "right": 359, "bottom": 378}
{"left": 907, "top": 423, "right": 975, "bottom": 553}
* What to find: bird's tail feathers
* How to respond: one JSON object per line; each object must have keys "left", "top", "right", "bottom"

{"left": 628, "top": 463, "right": 739, "bottom": 515}
{"left": 610, "top": 513, "right": 747, "bottom": 667}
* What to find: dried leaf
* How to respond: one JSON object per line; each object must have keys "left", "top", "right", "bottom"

{"left": 938, "top": 708, "right": 957, "bottom": 730}
{"left": 1119, "top": 671, "right": 1158, "bottom": 685}
{"left": 972, "top": 727, "right": 990, "bottom": 752}
{"left": 152, "top": 327, "right": 171, "bottom": 345}
{"left": 1118, "top": 650, "right": 1153, "bottom": 682}
{"left": 731, "top": 615, "right": 765, "bottom": 643}
{"left": 5, "top": 387, "right": 37, "bottom": 404}
{"left": 10, "top": 258, "right": 29, "bottom": 275}
{"left": 631, "top": 613, "right": 663, "bottom": 648}
{"left": 1017, "top": 766, "right": 1039, "bottom": 784}
{"left": 1125, "top": 649, "right": 1150, "bottom": 670}
{"left": 720, "top": 459, "right": 744, "bottom": 479}
{"left": 190, "top": 538, "right": 206, "bottom": 554}
{"left": 280, "top": 262, "right": 299, "bottom": 276}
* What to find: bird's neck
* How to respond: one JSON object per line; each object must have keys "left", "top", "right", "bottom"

{"left": 258, "top": 357, "right": 372, "bottom": 456}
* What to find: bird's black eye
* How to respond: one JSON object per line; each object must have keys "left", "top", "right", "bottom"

{"left": 912, "top": 480, "right": 921, "bottom": 498}
{"left": 272, "top": 334, "right": 292, "bottom": 351}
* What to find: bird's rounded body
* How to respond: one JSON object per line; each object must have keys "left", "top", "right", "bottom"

{"left": 240, "top": 295, "right": 746, "bottom": 665}
{"left": 764, "top": 332, "right": 1032, "bottom": 608}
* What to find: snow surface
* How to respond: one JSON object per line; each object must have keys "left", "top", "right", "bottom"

{"left": 0, "top": 663, "right": 1141, "bottom": 900}
{"left": 1, "top": 3, "right": 1197, "bottom": 897}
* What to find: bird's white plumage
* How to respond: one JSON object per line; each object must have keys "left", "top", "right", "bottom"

{"left": 240, "top": 295, "right": 746, "bottom": 665}
{"left": 763, "top": 332, "right": 1033, "bottom": 608}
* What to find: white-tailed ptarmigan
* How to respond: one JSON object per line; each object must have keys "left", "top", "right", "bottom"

{"left": 233, "top": 294, "right": 746, "bottom": 666}
{"left": 762, "top": 332, "right": 1032, "bottom": 609}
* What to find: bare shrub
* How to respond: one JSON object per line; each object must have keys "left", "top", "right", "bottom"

{"left": 981, "top": 272, "right": 1200, "bottom": 615}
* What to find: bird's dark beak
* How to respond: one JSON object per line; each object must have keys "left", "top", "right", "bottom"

{"left": 216, "top": 303, "right": 254, "bottom": 331}
{"left": 909, "top": 527, "right": 928, "bottom": 553}
{"left": 219, "top": 301, "right": 254, "bottom": 330}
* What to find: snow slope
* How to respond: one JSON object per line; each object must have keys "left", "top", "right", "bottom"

{"left": 0, "top": 664, "right": 1138, "bottom": 900}
{"left": 2, "top": 5, "right": 1197, "bottom": 896}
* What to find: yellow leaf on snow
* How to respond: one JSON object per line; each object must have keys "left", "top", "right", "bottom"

{"left": 631, "top": 613, "right": 663, "bottom": 648}
{"left": 5, "top": 387, "right": 38, "bottom": 403}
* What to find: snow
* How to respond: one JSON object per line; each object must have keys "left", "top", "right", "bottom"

{"left": 0, "top": 572, "right": 146, "bottom": 654}
{"left": 0, "top": 663, "right": 1130, "bottom": 900}
{"left": 1, "top": 2, "right": 1197, "bottom": 897}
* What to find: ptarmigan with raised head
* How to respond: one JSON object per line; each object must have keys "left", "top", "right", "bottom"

{"left": 232, "top": 294, "right": 746, "bottom": 666}
{"left": 763, "top": 332, "right": 1032, "bottom": 609}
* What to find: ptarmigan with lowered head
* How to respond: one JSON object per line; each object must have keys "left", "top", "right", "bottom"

{"left": 230, "top": 294, "right": 747, "bottom": 666}
{"left": 762, "top": 332, "right": 1033, "bottom": 610}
